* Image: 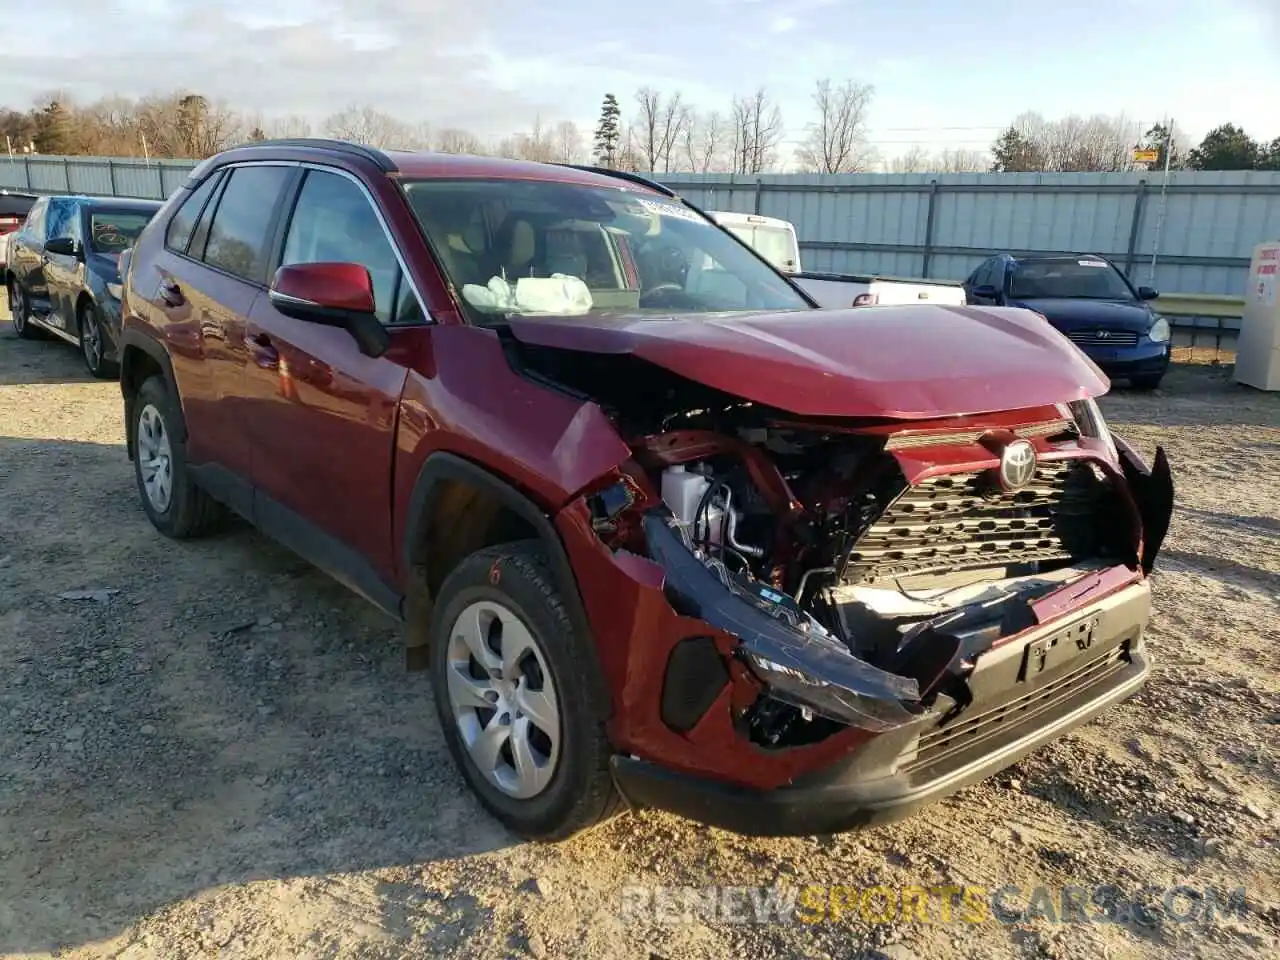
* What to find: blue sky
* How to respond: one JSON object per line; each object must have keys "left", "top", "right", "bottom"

{"left": 5, "top": 0, "right": 1277, "bottom": 158}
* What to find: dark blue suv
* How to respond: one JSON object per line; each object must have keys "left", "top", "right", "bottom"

{"left": 963, "top": 253, "right": 1171, "bottom": 390}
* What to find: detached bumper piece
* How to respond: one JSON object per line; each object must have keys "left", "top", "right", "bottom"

{"left": 1118, "top": 443, "right": 1174, "bottom": 574}
{"left": 613, "top": 579, "right": 1152, "bottom": 837}
{"left": 643, "top": 514, "right": 921, "bottom": 732}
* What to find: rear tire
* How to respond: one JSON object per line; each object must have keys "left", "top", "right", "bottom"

{"left": 428, "top": 541, "right": 622, "bottom": 841}
{"left": 131, "top": 375, "right": 226, "bottom": 539}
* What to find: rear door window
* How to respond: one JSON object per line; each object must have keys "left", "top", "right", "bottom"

{"left": 201, "top": 165, "right": 293, "bottom": 284}
{"left": 166, "top": 171, "right": 223, "bottom": 254}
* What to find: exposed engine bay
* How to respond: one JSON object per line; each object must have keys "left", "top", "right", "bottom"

{"left": 510, "top": 342, "right": 1147, "bottom": 751}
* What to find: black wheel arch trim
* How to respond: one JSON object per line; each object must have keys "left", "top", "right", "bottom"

{"left": 119, "top": 328, "right": 183, "bottom": 460}
{"left": 401, "top": 452, "right": 607, "bottom": 707}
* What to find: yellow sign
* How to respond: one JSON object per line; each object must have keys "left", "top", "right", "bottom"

{"left": 1133, "top": 149, "right": 1160, "bottom": 164}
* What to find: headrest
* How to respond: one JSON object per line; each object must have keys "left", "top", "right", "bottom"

{"left": 508, "top": 219, "right": 536, "bottom": 268}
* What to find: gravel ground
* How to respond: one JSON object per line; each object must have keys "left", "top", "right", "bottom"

{"left": 1, "top": 314, "right": 1277, "bottom": 960}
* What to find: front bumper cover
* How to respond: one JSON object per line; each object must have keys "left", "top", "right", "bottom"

{"left": 612, "top": 579, "right": 1152, "bottom": 836}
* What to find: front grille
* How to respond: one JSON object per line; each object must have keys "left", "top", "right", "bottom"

{"left": 902, "top": 641, "right": 1130, "bottom": 775}
{"left": 1067, "top": 330, "right": 1139, "bottom": 347}
{"left": 844, "top": 458, "right": 1104, "bottom": 584}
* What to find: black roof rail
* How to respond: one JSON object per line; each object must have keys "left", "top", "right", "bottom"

{"left": 555, "top": 163, "right": 677, "bottom": 197}
{"left": 229, "top": 137, "right": 398, "bottom": 173}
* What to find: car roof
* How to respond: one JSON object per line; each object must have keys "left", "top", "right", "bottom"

{"left": 387, "top": 152, "right": 667, "bottom": 193}
{"left": 35, "top": 194, "right": 162, "bottom": 211}
{"left": 1009, "top": 253, "right": 1109, "bottom": 264}
{"left": 196, "top": 139, "right": 674, "bottom": 197}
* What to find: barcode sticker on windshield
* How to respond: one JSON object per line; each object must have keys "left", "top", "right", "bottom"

{"left": 1077, "top": 259, "right": 1107, "bottom": 267}
{"left": 635, "top": 197, "right": 704, "bottom": 223}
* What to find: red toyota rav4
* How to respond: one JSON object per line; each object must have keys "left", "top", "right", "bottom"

{"left": 118, "top": 139, "right": 1173, "bottom": 841}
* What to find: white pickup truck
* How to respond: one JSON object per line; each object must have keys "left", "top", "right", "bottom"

{"left": 708, "top": 210, "right": 967, "bottom": 309}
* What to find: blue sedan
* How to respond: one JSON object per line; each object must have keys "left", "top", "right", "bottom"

{"left": 963, "top": 253, "right": 1172, "bottom": 390}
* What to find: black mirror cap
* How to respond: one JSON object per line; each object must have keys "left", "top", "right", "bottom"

{"left": 45, "top": 236, "right": 79, "bottom": 257}
{"left": 266, "top": 290, "right": 389, "bottom": 359}
{"left": 1137, "top": 285, "right": 1159, "bottom": 300}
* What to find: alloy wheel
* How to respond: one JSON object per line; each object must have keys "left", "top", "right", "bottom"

{"left": 136, "top": 403, "right": 174, "bottom": 513}
{"left": 81, "top": 307, "right": 101, "bottom": 371}
{"left": 444, "top": 600, "right": 561, "bottom": 800}
{"left": 11, "top": 286, "right": 25, "bottom": 334}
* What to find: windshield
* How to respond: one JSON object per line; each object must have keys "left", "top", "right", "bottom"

{"left": 401, "top": 178, "right": 809, "bottom": 322}
{"left": 89, "top": 211, "right": 153, "bottom": 253}
{"left": 1008, "top": 258, "right": 1135, "bottom": 300}
{"left": 724, "top": 224, "right": 798, "bottom": 273}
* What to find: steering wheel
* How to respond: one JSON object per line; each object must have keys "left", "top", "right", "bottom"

{"left": 639, "top": 282, "right": 687, "bottom": 308}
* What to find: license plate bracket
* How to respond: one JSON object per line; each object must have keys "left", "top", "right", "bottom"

{"left": 1018, "top": 614, "right": 1101, "bottom": 683}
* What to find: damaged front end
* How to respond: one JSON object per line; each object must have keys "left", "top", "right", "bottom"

{"left": 544, "top": 355, "right": 1172, "bottom": 793}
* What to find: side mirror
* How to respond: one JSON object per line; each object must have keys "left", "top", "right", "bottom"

{"left": 1137, "top": 285, "right": 1159, "bottom": 300}
{"left": 45, "top": 236, "right": 79, "bottom": 257}
{"left": 969, "top": 283, "right": 1000, "bottom": 301}
{"left": 269, "top": 262, "right": 389, "bottom": 358}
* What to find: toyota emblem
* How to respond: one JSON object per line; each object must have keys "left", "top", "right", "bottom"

{"left": 999, "top": 440, "right": 1038, "bottom": 491}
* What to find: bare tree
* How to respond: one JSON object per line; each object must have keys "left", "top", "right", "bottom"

{"left": 887, "top": 146, "right": 932, "bottom": 173}
{"left": 730, "top": 88, "right": 784, "bottom": 174}
{"left": 323, "top": 105, "right": 419, "bottom": 149}
{"left": 936, "top": 148, "right": 990, "bottom": 173}
{"left": 680, "top": 109, "right": 728, "bottom": 173}
{"left": 552, "top": 120, "right": 584, "bottom": 163}
{"left": 612, "top": 125, "right": 645, "bottom": 172}
{"left": 888, "top": 146, "right": 990, "bottom": 173}
{"left": 633, "top": 87, "right": 690, "bottom": 172}
{"left": 435, "top": 127, "right": 486, "bottom": 155}
{"left": 794, "top": 78, "right": 875, "bottom": 173}
{"left": 992, "top": 111, "right": 1140, "bottom": 173}
{"left": 497, "top": 116, "right": 558, "bottom": 163}
{"left": 266, "top": 114, "right": 313, "bottom": 139}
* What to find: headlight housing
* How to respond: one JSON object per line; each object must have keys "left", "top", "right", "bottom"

{"left": 1148, "top": 315, "right": 1170, "bottom": 343}
{"left": 1062, "top": 397, "right": 1118, "bottom": 462}
{"left": 106, "top": 282, "right": 123, "bottom": 300}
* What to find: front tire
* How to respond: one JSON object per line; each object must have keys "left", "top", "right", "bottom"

{"left": 131, "top": 375, "right": 226, "bottom": 539}
{"left": 79, "top": 301, "right": 117, "bottom": 379}
{"left": 9, "top": 283, "right": 40, "bottom": 340}
{"left": 429, "top": 541, "right": 621, "bottom": 841}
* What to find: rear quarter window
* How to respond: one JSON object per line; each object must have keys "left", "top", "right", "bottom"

{"left": 165, "top": 172, "right": 224, "bottom": 254}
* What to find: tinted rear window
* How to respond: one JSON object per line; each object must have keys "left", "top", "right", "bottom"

{"left": 202, "top": 166, "right": 291, "bottom": 283}
{"left": 166, "top": 172, "right": 223, "bottom": 253}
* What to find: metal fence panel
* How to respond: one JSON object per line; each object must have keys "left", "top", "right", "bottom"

{"left": 3, "top": 155, "right": 1277, "bottom": 298}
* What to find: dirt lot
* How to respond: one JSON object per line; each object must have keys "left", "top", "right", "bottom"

{"left": 1, "top": 313, "right": 1277, "bottom": 960}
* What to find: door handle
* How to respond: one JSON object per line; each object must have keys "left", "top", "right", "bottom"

{"left": 158, "top": 279, "right": 184, "bottom": 307}
{"left": 249, "top": 331, "right": 279, "bottom": 369}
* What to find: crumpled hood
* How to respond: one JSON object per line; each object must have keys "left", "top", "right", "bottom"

{"left": 506, "top": 305, "right": 1109, "bottom": 420}
{"left": 1008, "top": 297, "right": 1154, "bottom": 332}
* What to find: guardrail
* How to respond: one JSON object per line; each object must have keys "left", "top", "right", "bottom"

{"left": 1151, "top": 293, "right": 1243, "bottom": 363}
{"left": 1153, "top": 292, "right": 1244, "bottom": 319}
